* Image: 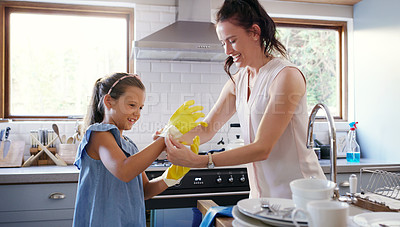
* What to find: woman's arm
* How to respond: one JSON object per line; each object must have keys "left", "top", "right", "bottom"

{"left": 87, "top": 134, "right": 165, "bottom": 182}
{"left": 166, "top": 67, "right": 306, "bottom": 168}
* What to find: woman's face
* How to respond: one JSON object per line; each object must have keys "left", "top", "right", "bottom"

{"left": 216, "top": 20, "right": 261, "bottom": 68}
{"left": 107, "top": 86, "right": 145, "bottom": 131}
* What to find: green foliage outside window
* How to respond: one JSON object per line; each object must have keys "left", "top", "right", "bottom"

{"left": 277, "top": 27, "right": 339, "bottom": 116}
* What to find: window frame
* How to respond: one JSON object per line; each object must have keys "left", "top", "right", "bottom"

{"left": 0, "top": 1, "right": 134, "bottom": 120}
{"left": 273, "top": 18, "right": 348, "bottom": 121}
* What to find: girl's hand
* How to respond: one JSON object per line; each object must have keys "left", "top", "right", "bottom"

{"left": 165, "top": 135, "right": 200, "bottom": 168}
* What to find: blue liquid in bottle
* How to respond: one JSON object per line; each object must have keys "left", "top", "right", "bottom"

{"left": 346, "top": 152, "right": 360, "bottom": 163}
{"left": 346, "top": 123, "right": 360, "bottom": 163}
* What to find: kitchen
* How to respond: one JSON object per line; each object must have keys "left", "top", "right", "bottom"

{"left": 1, "top": 0, "right": 400, "bottom": 226}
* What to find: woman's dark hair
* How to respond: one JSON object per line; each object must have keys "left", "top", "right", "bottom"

{"left": 84, "top": 72, "right": 145, "bottom": 131}
{"left": 216, "top": 0, "right": 287, "bottom": 80}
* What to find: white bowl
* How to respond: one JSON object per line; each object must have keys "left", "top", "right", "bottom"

{"left": 290, "top": 178, "right": 336, "bottom": 199}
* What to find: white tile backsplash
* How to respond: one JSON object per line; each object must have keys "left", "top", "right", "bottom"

{"left": 150, "top": 62, "right": 171, "bottom": 73}
{"left": 161, "top": 73, "right": 181, "bottom": 83}
{"left": 191, "top": 63, "right": 211, "bottom": 73}
{"left": 180, "top": 73, "right": 202, "bottom": 83}
{"left": 171, "top": 63, "right": 191, "bottom": 73}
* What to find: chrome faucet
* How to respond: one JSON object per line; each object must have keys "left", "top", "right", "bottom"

{"left": 306, "top": 103, "right": 337, "bottom": 184}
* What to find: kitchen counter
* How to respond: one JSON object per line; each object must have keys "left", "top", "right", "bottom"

{"left": 0, "top": 158, "right": 399, "bottom": 185}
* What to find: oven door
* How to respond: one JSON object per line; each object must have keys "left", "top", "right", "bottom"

{"left": 145, "top": 168, "right": 249, "bottom": 226}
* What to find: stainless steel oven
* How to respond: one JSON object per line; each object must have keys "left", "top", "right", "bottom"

{"left": 145, "top": 160, "right": 250, "bottom": 226}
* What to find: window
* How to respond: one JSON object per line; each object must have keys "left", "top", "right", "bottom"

{"left": 1, "top": 2, "right": 134, "bottom": 119}
{"left": 275, "top": 19, "right": 347, "bottom": 120}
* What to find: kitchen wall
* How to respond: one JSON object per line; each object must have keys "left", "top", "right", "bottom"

{"left": 353, "top": 0, "right": 400, "bottom": 162}
{"left": 1, "top": 0, "right": 363, "bottom": 159}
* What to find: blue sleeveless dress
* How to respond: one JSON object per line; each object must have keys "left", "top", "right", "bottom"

{"left": 73, "top": 123, "right": 145, "bottom": 227}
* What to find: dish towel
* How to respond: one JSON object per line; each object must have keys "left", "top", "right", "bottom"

{"left": 199, "top": 206, "right": 233, "bottom": 227}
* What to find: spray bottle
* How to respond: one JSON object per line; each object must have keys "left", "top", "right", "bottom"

{"left": 346, "top": 122, "right": 360, "bottom": 163}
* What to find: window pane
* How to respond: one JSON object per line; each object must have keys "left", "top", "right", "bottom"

{"left": 277, "top": 26, "right": 340, "bottom": 116}
{"left": 9, "top": 12, "right": 128, "bottom": 117}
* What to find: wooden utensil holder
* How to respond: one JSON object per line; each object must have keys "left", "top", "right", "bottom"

{"left": 29, "top": 147, "right": 57, "bottom": 166}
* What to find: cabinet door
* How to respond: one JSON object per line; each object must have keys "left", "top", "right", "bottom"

{"left": 0, "top": 183, "right": 77, "bottom": 226}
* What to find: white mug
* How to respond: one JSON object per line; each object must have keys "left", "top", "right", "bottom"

{"left": 292, "top": 200, "right": 349, "bottom": 227}
{"left": 290, "top": 178, "right": 336, "bottom": 210}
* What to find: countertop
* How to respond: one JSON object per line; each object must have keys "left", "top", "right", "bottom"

{"left": 0, "top": 158, "right": 399, "bottom": 185}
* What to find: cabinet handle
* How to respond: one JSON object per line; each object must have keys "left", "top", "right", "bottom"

{"left": 339, "top": 181, "right": 350, "bottom": 187}
{"left": 49, "top": 192, "right": 66, "bottom": 200}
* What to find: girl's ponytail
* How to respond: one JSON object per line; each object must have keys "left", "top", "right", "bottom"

{"left": 83, "top": 78, "right": 103, "bottom": 131}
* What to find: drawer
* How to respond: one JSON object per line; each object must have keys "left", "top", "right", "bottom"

{"left": 0, "top": 183, "right": 77, "bottom": 212}
{"left": 0, "top": 209, "right": 74, "bottom": 226}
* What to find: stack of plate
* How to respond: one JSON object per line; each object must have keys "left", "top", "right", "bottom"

{"left": 233, "top": 198, "right": 400, "bottom": 227}
{"left": 233, "top": 198, "right": 307, "bottom": 227}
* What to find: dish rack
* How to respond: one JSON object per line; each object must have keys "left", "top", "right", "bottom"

{"left": 352, "top": 166, "right": 400, "bottom": 212}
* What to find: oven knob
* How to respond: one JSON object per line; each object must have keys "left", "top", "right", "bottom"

{"left": 228, "top": 175, "right": 234, "bottom": 183}
{"left": 216, "top": 176, "right": 222, "bottom": 184}
{"left": 240, "top": 175, "right": 246, "bottom": 183}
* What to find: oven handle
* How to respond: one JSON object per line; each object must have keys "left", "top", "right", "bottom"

{"left": 151, "top": 191, "right": 250, "bottom": 199}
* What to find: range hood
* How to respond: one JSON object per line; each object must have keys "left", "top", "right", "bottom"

{"left": 132, "top": 0, "right": 226, "bottom": 62}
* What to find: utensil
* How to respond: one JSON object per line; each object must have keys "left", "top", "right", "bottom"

{"left": 3, "top": 127, "right": 11, "bottom": 158}
{"left": 270, "top": 204, "right": 281, "bottom": 215}
{"left": 66, "top": 137, "right": 74, "bottom": 144}
{"left": 0, "top": 129, "right": 4, "bottom": 141}
{"left": 28, "top": 134, "right": 67, "bottom": 166}
{"left": 52, "top": 124, "right": 62, "bottom": 144}
{"left": 61, "top": 135, "right": 66, "bottom": 144}
{"left": 237, "top": 197, "right": 306, "bottom": 226}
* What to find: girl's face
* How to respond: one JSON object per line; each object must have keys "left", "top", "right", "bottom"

{"left": 216, "top": 20, "right": 261, "bottom": 68}
{"left": 106, "top": 86, "right": 145, "bottom": 131}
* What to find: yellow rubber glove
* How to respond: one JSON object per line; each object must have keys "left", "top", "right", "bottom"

{"left": 159, "top": 136, "right": 200, "bottom": 187}
{"left": 159, "top": 100, "right": 208, "bottom": 140}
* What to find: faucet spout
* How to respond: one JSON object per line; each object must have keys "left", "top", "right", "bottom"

{"left": 306, "top": 103, "right": 337, "bottom": 183}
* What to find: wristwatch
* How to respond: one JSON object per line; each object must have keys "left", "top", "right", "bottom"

{"left": 207, "top": 152, "right": 215, "bottom": 169}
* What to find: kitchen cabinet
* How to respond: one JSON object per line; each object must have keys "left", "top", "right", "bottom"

{"left": 0, "top": 183, "right": 77, "bottom": 227}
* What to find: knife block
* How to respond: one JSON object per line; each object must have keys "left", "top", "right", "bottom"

{"left": 29, "top": 147, "right": 57, "bottom": 166}
{"left": 0, "top": 141, "right": 25, "bottom": 167}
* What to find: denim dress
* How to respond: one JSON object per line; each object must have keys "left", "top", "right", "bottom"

{"left": 73, "top": 123, "right": 145, "bottom": 227}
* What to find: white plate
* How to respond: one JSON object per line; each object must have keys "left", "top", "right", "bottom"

{"left": 353, "top": 212, "right": 400, "bottom": 227}
{"left": 237, "top": 197, "right": 307, "bottom": 226}
{"left": 232, "top": 205, "right": 267, "bottom": 227}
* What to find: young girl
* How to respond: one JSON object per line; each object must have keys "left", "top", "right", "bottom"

{"left": 73, "top": 73, "right": 201, "bottom": 226}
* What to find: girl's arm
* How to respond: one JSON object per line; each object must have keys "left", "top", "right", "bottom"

{"left": 166, "top": 67, "right": 306, "bottom": 168}
{"left": 141, "top": 172, "right": 168, "bottom": 200}
{"left": 87, "top": 135, "right": 165, "bottom": 182}
{"left": 179, "top": 77, "right": 237, "bottom": 144}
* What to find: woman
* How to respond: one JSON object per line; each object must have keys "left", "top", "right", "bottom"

{"left": 164, "top": 0, "right": 325, "bottom": 199}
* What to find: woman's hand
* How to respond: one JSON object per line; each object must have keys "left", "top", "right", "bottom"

{"left": 165, "top": 135, "right": 204, "bottom": 168}
{"left": 152, "top": 129, "right": 163, "bottom": 140}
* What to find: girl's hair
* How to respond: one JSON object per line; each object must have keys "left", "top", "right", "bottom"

{"left": 84, "top": 72, "right": 145, "bottom": 131}
{"left": 216, "top": 0, "right": 287, "bottom": 80}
